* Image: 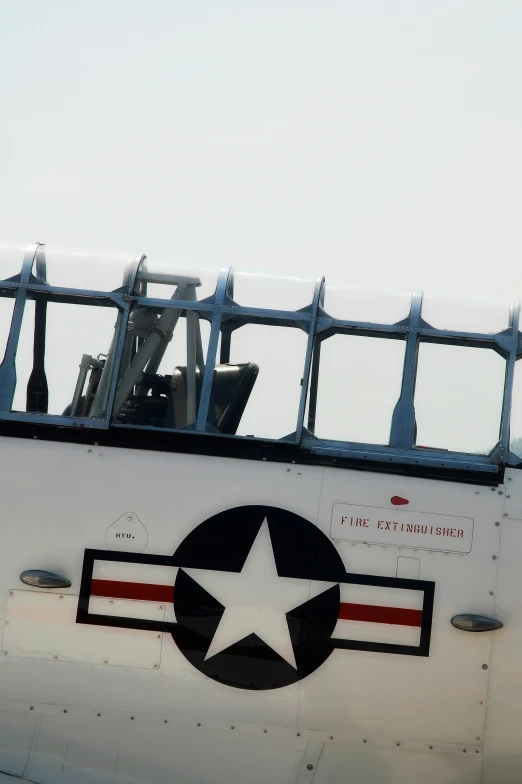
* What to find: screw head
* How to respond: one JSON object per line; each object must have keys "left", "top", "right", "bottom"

{"left": 109, "top": 600, "right": 114, "bottom": 604}
{"left": 97, "top": 713, "right": 101, "bottom": 717}
{"left": 482, "top": 664, "right": 488, "bottom": 670}
{"left": 362, "top": 738, "right": 367, "bottom": 743}
{"left": 153, "top": 663, "right": 159, "bottom": 669}
{"left": 495, "top": 522, "right": 500, "bottom": 526}
{"left": 9, "top": 591, "right": 13, "bottom": 596}
{"left": 492, "top": 555, "right": 498, "bottom": 560}
{"left": 306, "top": 764, "right": 314, "bottom": 771}
{"left": 130, "top": 716, "right": 134, "bottom": 720}
{"left": 159, "top": 605, "right": 164, "bottom": 610}
{"left": 489, "top": 591, "right": 495, "bottom": 595}
{"left": 498, "top": 491, "right": 503, "bottom": 495}
{"left": 127, "top": 515, "right": 133, "bottom": 521}
{"left": 63, "top": 709, "right": 67, "bottom": 713}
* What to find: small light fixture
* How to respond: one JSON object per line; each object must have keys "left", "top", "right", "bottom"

{"left": 20, "top": 570, "right": 71, "bottom": 589}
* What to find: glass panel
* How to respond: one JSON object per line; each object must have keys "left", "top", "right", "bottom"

{"left": 322, "top": 283, "right": 411, "bottom": 324}
{"left": 421, "top": 294, "right": 509, "bottom": 334}
{"left": 509, "top": 360, "right": 522, "bottom": 459}
{"left": 0, "top": 243, "right": 31, "bottom": 281}
{"left": 207, "top": 324, "right": 307, "bottom": 439}
{"left": 231, "top": 270, "right": 316, "bottom": 312}
{"left": 414, "top": 344, "right": 505, "bottom": 454}
{"left": 13, "top": 298, "right": 119, "bottom": 417}
{"left": 112, "top": 301, "right": 212, "bottom": 429}
{"left": 38, "top": 246, "right": 134, "bottom": 292}
{"left": 0, "top": 296, "right": 15, "bottom": 364}
{"left": 313, "top": 335, "right": 406, "bottom": 444}
{"left": 135, "top": 260, "right": 218, "bottom": 302}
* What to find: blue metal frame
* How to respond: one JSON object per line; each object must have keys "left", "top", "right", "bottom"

{"left": 0, "top": 244, "right": 520, "bottom": 474}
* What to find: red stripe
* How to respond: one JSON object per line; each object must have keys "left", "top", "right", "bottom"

{"left": 91, "top": 579, "right": 174, "bottom": 603}
{"left": 91, "top": 581, "right": 421, "bottom": 627}
{"left": 338, "top": 602, "right": 422, "bottom": 627}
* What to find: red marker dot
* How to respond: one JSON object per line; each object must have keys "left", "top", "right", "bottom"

{"left": 391, "top": 496, "right": 409, "bottom": 506}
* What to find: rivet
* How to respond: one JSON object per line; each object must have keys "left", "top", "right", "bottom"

{"left": 396, "top": 742, "right": 400, "bottom": 746}
{"left": 164, "top": 719, "right": 168, "bottom": 724}
{"left": 153, "top": 663, "right": 159, "bottom": 669}
{"left": 262, "top": 458, "right": 266, "bottom": 461}
{"left": 498, "top": 491, "right": 503, "bottom": 495}
{"left": 491, "top": 487, "right": 495, "bottom": 491}
{"left": 97, "top": 713, "right": 101, "bottom": 717}
{"left": 330, "top": 735, "right": 334, "bottom": 740}
{"left": 480, "top": 701, "right": 484, "bottom": 705}
{"left": 53, "top": 655, "right": 58, "bottom": 659}
{"left": 59, "top": 595, "right": 64, "bottom": 599}
{"left": 297, "top": 732, "right": 301, "bottom": 737}
{"left": 94, "top": 442, "right": 98, "bottom": 446}
{"left": 475, "top": 750, "right": 480, "bottom": 754}
{"left": 130, "top": 716, "right": 134, "bottom": 720}
{"left": 492, "top": 555, "right": 497, "bottom": 560}
{"left": 504, "top": 513, "right": 508, "bottom": 517}
{"left": 506, "top": 495, "right": 511, "bottom": 498}
{"left": 88, "top": 449, "right": 92, "bottom": 453}
{"left": 306, "top": 764, "right": 314, "bottom": 771}
{"left": 63, "top": 709, "right": 67, "bottom": 713}
{"left": 495, "top": 522, "right": 500, "bottom": 526}
{"left": 159, "top": 605, "right": 164, "bottom": 610}
{"left": 30, "top": 706, "right": 34, "bottom": 710}
{"left": 429, "top": 745, "right": 433, "bottom": 750}
{"left": 231, "top": 726, "right": 235, "bottom": 730}
{"left": 9, "top": 591, "right": 13, "bottom": 596}
{"left": 362, "top": 738, "right": 367, "bottom": 743}
{"left": 489, "top": 591, "right": 494, "bottom": 596}
{"left": 508, "top": 477, "right": 512, "bottom": 481}
{"left": 482, "top": 664, "right": 488, "bottom": 670}
{"left": 197, "top": 722, "right": 201, "bottom": 727}
{"left": 463, "top": 749, "right": 467, "bottom": 752}
{"left": 286, "top": 468, "right": 291, "bottom": 472}
{"left": 103, "top": 658, "right": 108, "bottom": 664}
{"left": 157, "top": 634, "right": 161, "bottom": 639}
{"left": 127, "top": 515, "right": 133, "bottom": 521}
{"left": 109, "top": 600, "right": 114, "bottom": 604}
{"left": 263, "top": 729, "right": 267, "bottom": 733}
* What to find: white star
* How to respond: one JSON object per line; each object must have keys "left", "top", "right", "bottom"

{"left": 183, "top": 518, "right": 336, "bottom": 669}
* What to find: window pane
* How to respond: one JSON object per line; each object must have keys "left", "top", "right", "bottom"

{"left": 322, "top": 284, "right": 411, "bottom": 324}
{"left": 313, "top": 335, "right": 406, "bottom": 444}
{"left": 113, "top": 303, "right": 212, "bottom": 429}
{"left": 208, "top": 324, "right": 307, "bottom": 439}
{"left": 509, "top": 360, "right": 522, "bottom": 459}
{"left": 231, "top": 270, "right": 316, "bottom": 312}
{"left": 13, "top": 299, "right": 119, "bottom": 417}
{"left": 0, "top": 243, "right": 31, "bottom": 281}
{"left": 421, "top": 295, "right": 509, "bottom": 334}
{"left": 136, "top": 260, "right": 218, "bottom": 301}
{"left": 414, "top": 343, "right": 505, "bottom": 454}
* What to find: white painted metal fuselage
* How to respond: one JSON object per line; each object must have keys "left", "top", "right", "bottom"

{"left": 0, "top": 436, "right": 519, "bottom": 783}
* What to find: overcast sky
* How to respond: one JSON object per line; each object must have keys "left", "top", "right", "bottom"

{"left": 1, "top": 1, "right": 521, "bottom": 450}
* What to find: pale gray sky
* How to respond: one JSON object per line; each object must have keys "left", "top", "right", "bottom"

{"left": 1, "top": 1, "right": 521, "bottom": 450}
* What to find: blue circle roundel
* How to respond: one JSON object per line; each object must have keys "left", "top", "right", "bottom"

{"left": 170, "top": 505, "right": 345, "bottom": 690}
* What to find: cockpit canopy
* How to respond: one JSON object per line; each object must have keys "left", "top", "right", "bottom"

{"left": 0, "top": 242, "right": 519, "bottom": 477}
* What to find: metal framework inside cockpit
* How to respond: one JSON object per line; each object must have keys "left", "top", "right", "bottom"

{"left": 0, "top": 242, "right": 519, "bottom": 478}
